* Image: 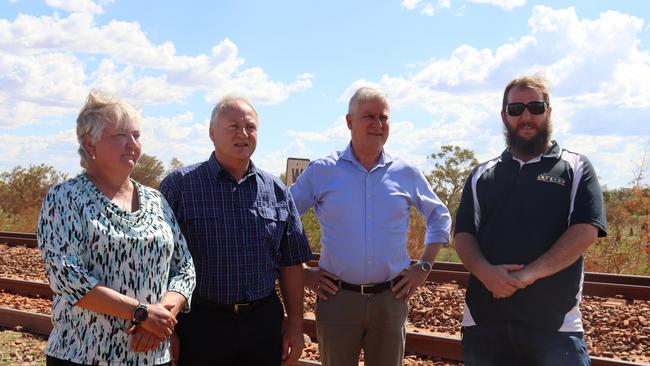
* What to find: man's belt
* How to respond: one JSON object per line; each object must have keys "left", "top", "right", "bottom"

{"left": 192, "top": 293, "right": 273, "bottom": 314}
{"left": 338, "top": 276, "right": 403, "bottom": 295}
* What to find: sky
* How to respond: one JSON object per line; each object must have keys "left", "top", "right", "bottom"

{"left": 0, "top": 0, "right": 649, "bottom": 189}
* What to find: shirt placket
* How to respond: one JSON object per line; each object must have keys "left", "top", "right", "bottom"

{"left": 364, "top": 169, "right": 376, "bottom": 283}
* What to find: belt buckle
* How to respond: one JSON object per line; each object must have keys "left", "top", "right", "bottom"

{"left": 360, "top": 284, "right": 372, "bottom": 296}
{"left": 233, "top": 302, "right": 252, "bottom": 314}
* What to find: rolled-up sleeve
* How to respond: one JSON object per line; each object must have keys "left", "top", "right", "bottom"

{"left": 37, "top": 186, "right": 99, "bottom": 305}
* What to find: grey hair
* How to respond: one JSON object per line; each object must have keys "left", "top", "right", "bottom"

{"left": 209, "top": 95, "right": 259, "bottom": 128}
{"left": 348, "top": 87, "right": 390, "bottom": 115}
{"left": 76, "top": 91, "right": 141, "bottom": 168}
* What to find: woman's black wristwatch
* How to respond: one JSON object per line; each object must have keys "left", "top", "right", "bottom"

{"left": 132, "top": 302, "right": 148, "bottom": 325}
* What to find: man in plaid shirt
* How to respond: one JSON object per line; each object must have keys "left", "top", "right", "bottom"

{"left": 160, "top": 96, "right": 313, "bottom": 366}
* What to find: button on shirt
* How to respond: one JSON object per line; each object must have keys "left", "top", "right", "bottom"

{"left": 160, "top": 153, "right": 313, "bottom": 304}
{"left": 290, "top": 143, "right": 451, "bottom": 285}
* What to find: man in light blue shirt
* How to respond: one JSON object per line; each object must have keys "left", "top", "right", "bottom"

{"left": 289, "top": 87, "right": 451, "bottom": 366}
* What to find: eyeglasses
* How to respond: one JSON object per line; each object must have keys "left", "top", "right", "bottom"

{"left": 505, "top": 101, "right": 547, "bottom": 116}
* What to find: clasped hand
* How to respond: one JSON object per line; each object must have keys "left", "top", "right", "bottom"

{"left": 127, "top": 303, "right": 177, "bottom": 352}
{"left": 480, "top": 264, "right": 538, "bottom": 299}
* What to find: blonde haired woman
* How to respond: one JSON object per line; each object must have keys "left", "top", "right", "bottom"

{"left": 37, "top": 92, "right": 195, "bottom": 365}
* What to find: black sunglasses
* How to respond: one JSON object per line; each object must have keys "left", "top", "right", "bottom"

{"left": 505, "top": 101, "right": 547, "bottom": 116}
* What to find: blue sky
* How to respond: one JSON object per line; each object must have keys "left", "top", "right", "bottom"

{"left": 0, "top": 0, "right": 649, "bottom": 188}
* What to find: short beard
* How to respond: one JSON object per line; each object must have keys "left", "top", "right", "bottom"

{"left": 504, "top": 119, "right": 552, "bottom": 158}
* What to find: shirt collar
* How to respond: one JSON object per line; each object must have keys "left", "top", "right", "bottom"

{"left": 501, "top": 140, "right": 560, "bottom": 165}
{"left": 341, "top": 142, "right": 393, "bottom": 171}
{"left": 208, "top": 152, "right": 258, "bottom": 183}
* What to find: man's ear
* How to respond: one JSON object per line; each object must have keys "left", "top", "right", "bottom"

{"left": 346, "top": 114, "right": 352, "bottom": 130}
{"left": 209, "top": 125, "right": 215, "bottom": 144}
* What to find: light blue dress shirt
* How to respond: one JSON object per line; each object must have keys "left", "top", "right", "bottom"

{"left": 290, "top": 143, "right": 451, "bottom": 285}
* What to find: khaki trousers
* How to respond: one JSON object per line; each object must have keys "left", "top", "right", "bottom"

{"left": 315, "top": 288, "right": 408, "bottom": 366}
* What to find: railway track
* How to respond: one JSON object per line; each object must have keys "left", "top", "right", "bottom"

{"left": 0, "top": 231, "right": 37, "bottom": 248}
{"left": 309, "top": 260, "right": 650, "bottom": 301}
{"left": 0, "top": 305, "right": 645, "bottom": 366}
{"left": 4, "top": 231, "right": 648, "bottom": 300}
{"left": 1, "top": 277, "right": 649, "bottom": 366}
{"left": 2, "top": 231, "right": 649, "bottom": 365}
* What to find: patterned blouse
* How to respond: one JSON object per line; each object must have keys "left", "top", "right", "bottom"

{"left": 37, "top": 174, "right": 196, "bottom": 366}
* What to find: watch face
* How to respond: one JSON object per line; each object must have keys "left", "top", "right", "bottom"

{"left": 134, "top": 305, "right": 148, "bottom": 323}
{"left": 420, "top": 261, "right": 432, "bottom": 271}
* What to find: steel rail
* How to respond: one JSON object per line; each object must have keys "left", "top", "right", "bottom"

{"left": 301, "top": 317, "right": 647, "bottom": 366}
{"left": 0, "top": 307, "right": 52, "bottom": 335}
{"left": 4, "top": 271, "right": 648, "bottom": 301}
{"left": 0, "top": 306, "right": 645, "bottom": 365}
{"left": 4, "top": 231, "right": 649, "bottom": 287}
{"left": 0, "top": 231, "right": 38, "bottom": 248}
{"left": 307, "top": 259, "right": 650, "bottom": 297}
{"left": 1, "top": 266, "right": 649, "bottom": 301}
{"left": 0, "top": 277, "right": 52, "bottom": 298}
{"left": 0, "top": 307, "right": 318, "bottom": 366}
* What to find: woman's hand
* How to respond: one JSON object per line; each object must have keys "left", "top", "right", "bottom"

{"left": 127, "top": 325, "right": 163, "bottom": 353}
{"left": 140, "top": 303, "right": 177, "bottom": 341}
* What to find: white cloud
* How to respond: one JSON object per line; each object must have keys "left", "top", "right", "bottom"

{"left": 0, "top": 12, "right": 313, "bottom": 128}
{"left": 468, "top": 0, "right": 525, "bottom": 10}
{"left": 254, "top": 140, "right": 310, "bottom": 176}
{"left": 287, "top": 117, "right": 349, "bottom": 142}
{"left": 438, "top": 0, "right": 451, "bottom": 9}
{"left": 421, "top": 4, "right": 435, "bottom": 16}
{"left": 402, "top": 0, "right": 452, "bottom": 16}
{"left": 326, "top": 5, "right": 650, "bottom": 188}
{"left": 401, "top": 0, "right": 422, "bottom": 10}
{"left": 0, "top": 51, "right": 88, "bottom": 128}
{"left": 384, "top": 5, "right": 650, "bottom": 109}
{"left": 44, "top": 0, "right": 109, "bottom": 15}
{"left": 205, "top": 70, "right": 314, "bottom": 105}
{"left": 0, "top": 129, "right": 80, "bottom": 175}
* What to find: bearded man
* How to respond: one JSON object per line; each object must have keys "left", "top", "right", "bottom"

{"left": 454, "top": 75, "right": 607, "bottom": 366}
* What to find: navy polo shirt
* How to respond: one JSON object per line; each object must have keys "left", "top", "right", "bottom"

{"left": 455, "top": 141, "right": 607, "bottom": 331}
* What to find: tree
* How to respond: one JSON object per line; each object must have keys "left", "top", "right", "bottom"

{"left": 426, "top": 145, "right": 479, "bottom": 216}
{"left": 166, "top": 157, "right": 184, "bottom": 177}
{"left": 0, "top": 164, "right": 68, "bottom": 214}
{"left": 131, "top": 154, "right": 165, "bottom": 189}
{"left": 0, "top": 164, "right": 67, "bottom": 232}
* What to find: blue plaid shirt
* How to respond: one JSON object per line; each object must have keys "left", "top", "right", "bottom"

{"left": 160, "top": 153, "right": 312, "bottom": 304}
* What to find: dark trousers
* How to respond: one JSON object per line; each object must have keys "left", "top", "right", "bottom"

{"left": 462, "top": 322, "right": 590, "bottom": 366}
{"left": 46, "top": 356, "right": 171, "bottom": 366}
{"left": 177, "top": 292, "right": 284, "bottom": 366}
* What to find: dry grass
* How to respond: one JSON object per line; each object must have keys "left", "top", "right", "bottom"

{"left": 0, "top": 328, "right": 46, "bottom": 366}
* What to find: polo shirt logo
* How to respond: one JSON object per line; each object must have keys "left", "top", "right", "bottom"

{"left": 537, "top": 173, "right": 566, "bottom": 186}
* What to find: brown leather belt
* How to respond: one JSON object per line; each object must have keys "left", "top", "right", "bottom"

{"left": 338, "top": 276, "right": 403, "bottom": 295}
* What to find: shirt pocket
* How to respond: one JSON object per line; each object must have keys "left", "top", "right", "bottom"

{"left": 255, "top": 204, "right": 289, "bottom": 253}
{"left": 183, "top": 208, "right": 220, "bottom": 265}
